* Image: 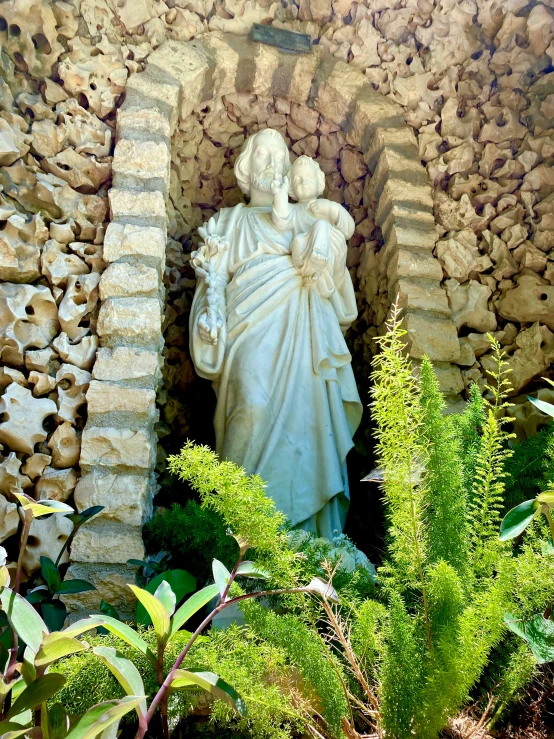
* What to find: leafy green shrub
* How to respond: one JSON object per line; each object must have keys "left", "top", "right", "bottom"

{"left": 51, "top": 626, "right": 310, "bottom": 738}
{"left": 143, "top": 501, "right": 239, "bottom": 584}
{"left": 334, "top": 318, "right": 554, "bottom": 739}
{"left": 503, "top": 425, "right": 554, "bottom": 514}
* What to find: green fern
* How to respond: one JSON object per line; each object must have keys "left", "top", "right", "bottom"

{"left": 370, "top": 310, "right": 433, "bottom": 650}
{"left": 468, "top": 338, "right": 514, "bottom": 575}
{"left": 419, "top": 358, "right": 469, "bottom": 578}
{"left": 167, "top": 442, "right": 297, "bottom": 586}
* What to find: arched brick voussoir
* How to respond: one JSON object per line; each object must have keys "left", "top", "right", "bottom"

{"left": 131, "top": 34, "right": 459, "bottom": 370}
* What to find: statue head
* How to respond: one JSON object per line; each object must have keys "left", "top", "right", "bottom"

{"left": 235, "top": 128, "right": 291, "bottom": 197}
{"left": 288, "top": 156, "right": 326, "bottom": 202}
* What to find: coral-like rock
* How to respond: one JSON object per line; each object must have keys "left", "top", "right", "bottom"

{"left": 0, "top": 383, "right": 57, "bottom": 455}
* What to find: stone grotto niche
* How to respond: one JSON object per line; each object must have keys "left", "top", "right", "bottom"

{"left": 159, "top": 95, "right": 386, "bottom": 552}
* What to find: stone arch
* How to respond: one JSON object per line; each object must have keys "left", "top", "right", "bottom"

{"left": 71, "top": 34, "right": 459, "bottom": 616}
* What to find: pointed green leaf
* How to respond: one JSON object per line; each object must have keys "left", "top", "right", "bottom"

{"left": 499, "top": 499, "right": 540, "bottom": 541}
{"left": 94, "top": 615, "right": 156, "bottom": 667}
{"left": 61, "top": 616, "right": 105, "bottom": 638}
{"left": 154, "top": 581, "right": 176, "bottom": 617}
{"left": 528, "top": 396, "right": 554, "bottom": 418}
{"left": 236, "top": 562, "right": 269, "bottom": 579}
{"left": 14, "top": 495, "right": 74, "bottom": 518}
{"left": 212, "top": 560, "right": 231, "bottom": 599}
{"left": 0, "top": 727, "right": 34, "bottom": 739}
{"left": 35, "top": 635, "right": 87, "bottom": 668}
{"left": 128, "top": 585, "right": 170, "bottom": 645}
{"left": 0, "top": 722, "right": 32, "bottom": 736}
{"left": 524, "top": 614, "right": 554, "bottom": 664}
{"left": 168, "top": 584, "right": 219, "bottom": 641}
{"left": 505, "top": 612, "right": 554, "bottom": 664}
{"left": 64, "top": 507, "right": 104, "bottom": 527}
{"left": 40, "top": 557, "right": 61, "bottom": 595}
{"left": 136, "top": 570, "right": 195, "bottom": 628}
{"left": 48, "top": 703, "right": 69, "bottom": 739}
{"left": 56, "top": 580, "right": 96, "bottom": 596}
{"left": 504, "top": 613, "right": 527, "bottom": 640}
{"left": 41, "top": 601, "right": 67, "bottom": 632}
{"left": 169, "top": 669, "right": 247, "bottom": 716}
{"left": 0, "top": 588, "right": 48, "bottom": 653}
{"left": 65, "top": 697, "right": 144, "bottom": 739}
{"left": 7, "top": 674, "right": 66, "bottom": 719}
{"left": 92, "top": 647, "right": 146, "bottom": 718}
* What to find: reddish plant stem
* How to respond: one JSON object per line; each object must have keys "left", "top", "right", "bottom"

{"left": 135, "top": 571, "right": 311, "bottom": 739}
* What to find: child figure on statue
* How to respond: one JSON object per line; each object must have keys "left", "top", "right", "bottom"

{"left": 271, "top": 155, "right": 355, "bottom": 288}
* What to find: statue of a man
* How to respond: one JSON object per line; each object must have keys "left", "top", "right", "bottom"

{"left": 190, "top": 128, "right": 362, "bottom": 539}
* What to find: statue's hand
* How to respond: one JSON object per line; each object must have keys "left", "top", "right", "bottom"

{"left": 311, "top": 249, "right": 329, "bottom": 272}
{"left": 271, "top": 175, "right": 289, "bottom": 197}
{"left": 198, "top": 312, "right": 222, "bottom": 346}
{"left": 307, "top": 198, "right": 332, "bottom": 221}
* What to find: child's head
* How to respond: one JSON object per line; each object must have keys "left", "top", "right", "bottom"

{"left": 289, "top": 156, "right": 325, "bottom": 202}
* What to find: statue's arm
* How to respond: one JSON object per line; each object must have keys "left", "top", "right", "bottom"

{"left": 271, "top": 175, "right": 293, "bottom": 232}
{"left": 189, "top": 214, "right": 230, "bottom": 380}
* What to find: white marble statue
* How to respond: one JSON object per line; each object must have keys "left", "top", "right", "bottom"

{"left": 190, "top": 128, "right": 362, "bottom": 539}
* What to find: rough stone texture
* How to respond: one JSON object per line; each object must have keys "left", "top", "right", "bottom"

{"left": 74, "top": 471, "right": 153, "bottom": 527}
{"left": 404, "top": 314, "right": 461, "bottom": 363}
{"left": 86, "top": 381, "right": 157, "bottom": 424}
{"left": 109, "top": 189, "right": 167, "bottom": 230}
{"left": 92, "top": 347, "right": 162, "bottom": 388}
{"left": 97, "top": 298, "right": 163, "bottom": 348}
{"left": 80, "top": 427, "right": 155, "bottom": 472}
{"left": 63, "top": 563, "right": 138, "bottom": 621}
{"left": 70, "top": 520, "right": 145, "bottom": 563}
{"left": 103, "top": 223, "right": 166, "bottom": 268}
{"left": 112, "top": 138, "right": 171, "bottom": 192}
{"left": 100, "top": 262, "right": 160, "bottom": 300}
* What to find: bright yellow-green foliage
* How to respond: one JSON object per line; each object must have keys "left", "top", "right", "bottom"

{"left": 167, "top": 442, "right": 298, "bottom": 586}
{"left": 50, "top": 626, "right": 311, "bottom": 738}
{"left": 370, "top": 315, "right": 430, "bottom": 596}
{"left": 357, "top": 316, "right": 550, "bottom": 739}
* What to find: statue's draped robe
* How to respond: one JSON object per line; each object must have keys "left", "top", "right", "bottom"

{"left": 190, "top": 203, "right": 362, "bottom": 538}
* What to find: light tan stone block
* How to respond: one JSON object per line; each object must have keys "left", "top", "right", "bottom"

{"left": 433, "top": 365, "right": 465, "bottom": 397}
{"left": 87, "top": 381, "right": 156, "bottom": 419}
{"left": 252, "top": 44, "right": 281, "bottom": 98}
{"left": 346, "top": 91, "right": 404, "bottom": 151}
{"left": 70, "top": 520, "right": 145, "bottom": 564}
{"left": 314, "top": 60, "right": 366, "bottom": 125}
{"left": 97, "top": 297, "right": 163, "bottom": 347}
{"left": 201, "top": 34, "right": 240, "bottom": 99}
{"left": 147, "top": 39, "right": 209, "bottom": 119}
{"left": 109, "top": 189, "right": 166, "bottom": 229}
{"left": 393, "top": 278, "right": 451, "bottom": 319}
{"left": 74, "top": 471, "right": 152, "bottom": 527}
{"left": 404, "top": 313, "right": 461, "bottom": 362}
{"left": 63, "top": 563, "right": 137, "bottom": 619}
{"left": 92, "top": 347, "right": 162, "bottom": 386}
{"left": 117, "top": 107, "right": 171, "bottom": 139}
{"left": 112, "top": 139, "right": 170, "bottom": 190}
{"left": 125, "top": 70, "right": 181, "bottom": 129}
{"left": 103, "top": 223, "right": 166, "bottom": 266}
{"left": 100, "top": 262, "right": 159, "bottom": 300}
{"left": 80, "top": 426, "right": 154, "bottom": 471}
{"left": 388, "top": 249, "right": 444, "bottom": 286}
{"left": 288, "top": 51, "right": 320, "bottom": 104}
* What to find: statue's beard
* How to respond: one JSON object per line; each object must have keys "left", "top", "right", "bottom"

{"left": 250, "top": 172, "right": 273, "bottom": 192}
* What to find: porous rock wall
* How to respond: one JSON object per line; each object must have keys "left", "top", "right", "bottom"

{"left": 0, "top": 0, "right": 553, "bottom": 614}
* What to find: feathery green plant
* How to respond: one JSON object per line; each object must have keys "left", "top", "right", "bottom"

{"left": 332, "top": 313, "right": 538, "bottom": 739}
{"left": 419, "top": 358, "right": 469, "bottom": 578}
